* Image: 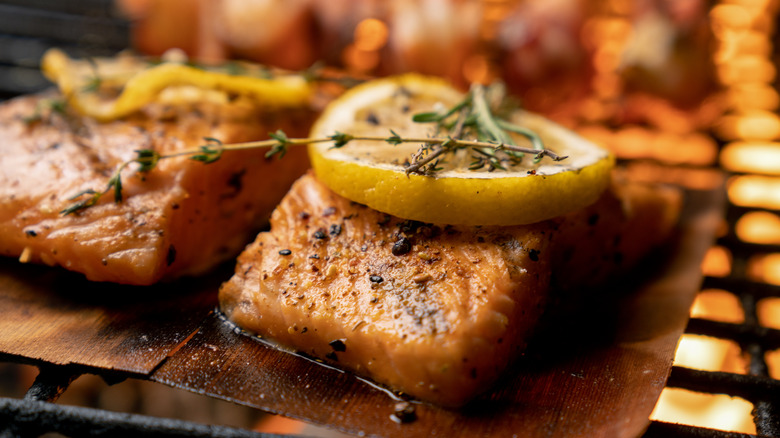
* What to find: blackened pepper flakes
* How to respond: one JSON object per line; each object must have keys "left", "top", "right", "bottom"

{"left": 313, "top": 228, "right": 327, "bottom": 239}
{"left": 330, "top": 224, "right": 342, "bottom": 236}
{"left": 279, "top": 249, "right": 292, "bottom": 256}
{"left": 329, "top": 339, "right": 347, "bottom": 352}
{"left": 392, "top": 237, "right": 411, "bottom": 256}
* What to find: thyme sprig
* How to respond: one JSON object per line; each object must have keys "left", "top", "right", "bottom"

{"left": 61, "top": 129, "right": 565, "bottom": 216}
{"left": 403, "top": 82, "right": 552, "bottom": 174}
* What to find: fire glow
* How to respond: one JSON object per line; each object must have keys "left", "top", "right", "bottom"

{"left": 649, "top": 0, "right": 779, "bottom": 433}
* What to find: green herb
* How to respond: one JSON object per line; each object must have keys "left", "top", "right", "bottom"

{"left": 81, "top": 76, "right": 102, "bottom": 93}
{"left": 404, "top": 82, "right": 552, "bottom": 174}
{"left": 61, "top": 82, "right": 565, "bottom": 216}
{"left": 191, "top": 137, "right": 224, "bottom": 163}
{"left": 23, "top": 98, "right": 68, "bottom": 125}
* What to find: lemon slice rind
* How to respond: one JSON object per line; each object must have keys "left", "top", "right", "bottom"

{"left": 41, "top": 49, "right": 312, "bottom": 122}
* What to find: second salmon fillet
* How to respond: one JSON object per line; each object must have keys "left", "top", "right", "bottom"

{"left": 219, "top": 172, "right": 680, "bottom": 407}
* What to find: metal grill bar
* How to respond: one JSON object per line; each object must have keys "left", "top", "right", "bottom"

{"left": 0, "top": 0, "right": 128, "bottom": 99}
{"left": 666, "top": 367, "right": 780, "bottom": 406}
{"left": 0, "top": 2, "right": 128, "bottom": 47}
{"left": 668, "top": 175, "right": 780, "bottom": 438}
{"left": 714, "top": 238, "right": 780, "bottom": 260}
{"left": 702, "top": 277, "right": 780, "bottom": 302}
{"left": 23, "top": 364, "right": 81, "bottom": 403}
{"left": 0, "top": 397, "right": 292, "bottom": 438}
{"left": 685, "top": 318, "right": 780, "bottom": 351}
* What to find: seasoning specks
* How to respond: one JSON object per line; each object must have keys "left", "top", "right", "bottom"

{"left": 392, "top": 237, "right": 411, "bottom": 256}
{"left": 313, "top": 229, "right": 327, "bottom": 239}
{"left": 279, "top": 249, "right": 292, "bottom": 256}
{"left": 329, "top": 339, "right": 347, "bottom": 352}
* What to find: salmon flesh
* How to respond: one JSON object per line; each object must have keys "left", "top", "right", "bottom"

{"left": 0, "top": 94, "right": 312, "bottom": 284}
{"left": 219, "top": 172, "right": 681, "bottom": 406}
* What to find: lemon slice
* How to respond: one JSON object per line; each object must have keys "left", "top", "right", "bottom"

{"left": 41, "top": 48, "right": 311, "bottom": 122}
{"left": 308, "top": 74, "right": 615, "bottom": 226}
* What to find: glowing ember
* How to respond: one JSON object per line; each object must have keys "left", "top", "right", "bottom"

{"left": 766, "top": 349, "right": 780, "bottom": 380}
{"left": 717, "top": 56, "right": 776, "bottom": 86}
{"left": 735, "top": 211, "right": 780, "bottom": 244}
{"left": 748, "top": 253, "right": 780, "bottom": 286}
{"left": 690, "top": 289, "right": 743, "bottom": 323}
{"left": 727, "top": 83, "right": 779, "bottom": 111}
{"left": 654, "top": 0, "right": 776, "bottom": 432}
{"left": 701, "top": 247, "right": 733, "bottom": 278}
{"left": 674, "top": 335, "right": 746, "bottom": 373}
{"left": 717, "top": 110, "right": 780, "bottom": 140}
{"left": 650, "top": 388, "right": 756, "bottom": 434}
{"left": 727, "top": 175, "right": 780, "bottom": 210}
{"left": 720, "top": 141, "right": 780, "bottom": 175}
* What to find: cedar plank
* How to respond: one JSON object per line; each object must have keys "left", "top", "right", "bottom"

{"left": 150, "top": 189, "right": 723, "bottom": 438}
{"left": 0, "top": 259, "right": 220, "bottom": 373}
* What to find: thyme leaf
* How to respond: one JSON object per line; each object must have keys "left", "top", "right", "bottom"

{"left": 135, "top": 149, "right": 160, "bottom": 172}
{"left": 386, "top": 130, "right": 403, "bottom": 145}
{"left": 267, "top": 130, "right": 289, "bottom": 158}
{"left": 191, "top": 137, "right": 223, "bottom": 163}
{"left": 329, "top": 131, "right": 354, "bottom": 148}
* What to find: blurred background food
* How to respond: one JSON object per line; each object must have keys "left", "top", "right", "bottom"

{"left": 115, "top": 0, "right": 716, "bottom": 114}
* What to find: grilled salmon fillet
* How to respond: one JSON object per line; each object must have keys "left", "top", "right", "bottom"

{"left": 219, "top": 172, "right": 680, "bottom": 407}
{"left": 0, "top": 94, "right": 313, "bottom": 284}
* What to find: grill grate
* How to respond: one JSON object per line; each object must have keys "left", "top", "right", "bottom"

{"left": 649, "top": 194, "right": 780, "bottom": 437}
{"left": 0, "top": 0, "right": 128, "bottom": 100}
{"left": 1, "top": 1, "right": 780, "bottom": 437}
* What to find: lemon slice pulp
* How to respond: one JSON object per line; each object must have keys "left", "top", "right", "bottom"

{"left": 308, "top": 74, "right": 615, "bottom": 226}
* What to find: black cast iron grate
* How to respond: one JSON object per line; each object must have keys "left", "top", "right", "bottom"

{"left": 642, "top": 200, "right": 780, "bottom": 437}
{"left": 1, "top": 1, "right": 779, "bottom": 437}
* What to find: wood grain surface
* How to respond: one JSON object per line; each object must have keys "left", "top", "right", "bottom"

{"left": 0, "top": 261, "right": 221, "bottom": 374}
{"left": 0, "top": 188, "right": 723, "bottom": 438}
